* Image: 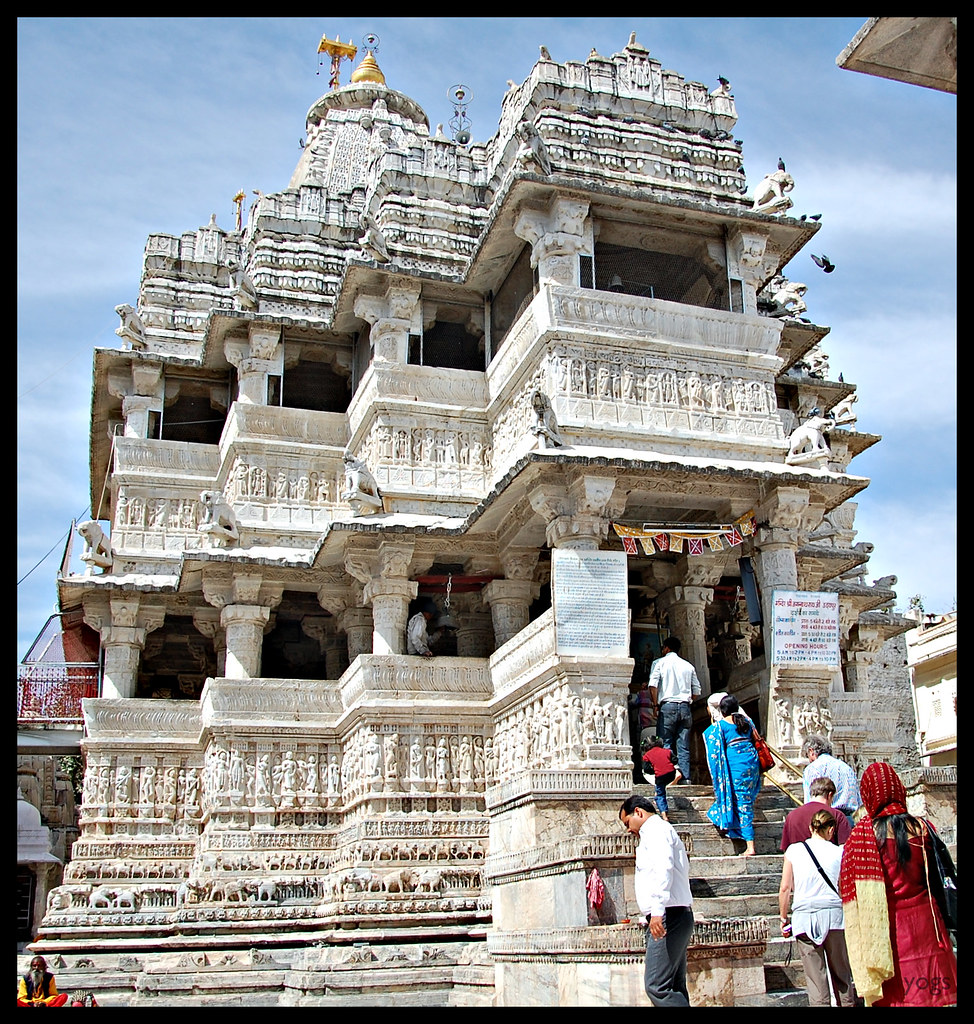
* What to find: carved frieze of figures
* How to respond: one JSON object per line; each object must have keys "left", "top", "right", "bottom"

{"left": 225, "top": 461, "right": 333, "bottom": 505}
{"left": 359, "top": 424, "right": 492, "bottom": 475}
{"left": 772, "top": 694, "right": 833, "bottom": 747}
{"left": 491, "top": 685, "right": 629, "bottom": 782}
{"left": 539, "top": 345, "right": 778, "bottom": 433}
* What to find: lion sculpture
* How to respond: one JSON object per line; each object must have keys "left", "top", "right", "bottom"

{"left": 76, "top": 520, "right": 113, "bottom": 574}
{"left": 198, "top": 491, "right": 240, "bottom": 547}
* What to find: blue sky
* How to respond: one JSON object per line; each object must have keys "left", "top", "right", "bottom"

{"left": 17, "top": 18, "right": 956, "bottom": 659}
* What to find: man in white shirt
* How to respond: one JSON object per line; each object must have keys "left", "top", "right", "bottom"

{"left": 620, "top": 794, "right": 695, "bottom": 1006}
{"left": 648, "top": 636, "right": 701, "bottom": 784}
{"left": 406, "top": 599, "right": 441, "bottom": 657}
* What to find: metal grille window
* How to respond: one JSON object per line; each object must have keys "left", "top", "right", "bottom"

{"left": 408, "top": 321, "right": 484, "bottom": 371}
{"left": 589, "top": 242, "right": 727, "bottom": 311}
{"left": 489, "top": 244, "right": 537, "bottom": 358}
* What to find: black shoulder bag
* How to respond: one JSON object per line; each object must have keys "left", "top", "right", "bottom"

{"left": 923, "top": 820, "right": 958, "bottom": 933}
{"left": 802, "top": 840, "right": 840, "bottom": 895}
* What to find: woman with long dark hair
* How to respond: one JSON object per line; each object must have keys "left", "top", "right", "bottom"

{"left": 703, "top": 692, "right": 761, "bottom": 856}
{"left": 838, "top": 761, "right": 957, "bottom": 1006}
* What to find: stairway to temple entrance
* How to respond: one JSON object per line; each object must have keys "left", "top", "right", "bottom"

{"left": 633, "top": 777, "right": 812, "bottom": 1005}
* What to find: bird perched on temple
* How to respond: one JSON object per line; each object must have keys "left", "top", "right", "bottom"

{"left": 718, "top": 76, "right": 730, "bottom": 88}
{"left": 810, "top": 253, "right": 836, "bottom": 273}
{"left": 539, "top": 45, "right": 552, "bottom": 60}
{"left": 778, "top": 157, "right": 786, "bottom": 171}
{"left": 809, "top": 214, "right": 822, "bottom": 221}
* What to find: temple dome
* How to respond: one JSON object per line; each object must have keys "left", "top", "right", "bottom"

{"left": 350, "top": 51, "right": 385, "bottom": 85}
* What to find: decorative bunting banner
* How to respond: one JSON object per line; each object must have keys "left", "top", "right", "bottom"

{"left": 611, "top": 510, "right": 756, "bottom": 557}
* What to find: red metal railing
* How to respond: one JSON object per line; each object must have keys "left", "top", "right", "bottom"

{"left": 17, "top": 663, "right": 100, "bottom": 724}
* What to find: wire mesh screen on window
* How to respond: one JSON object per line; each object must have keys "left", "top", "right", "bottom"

{"left": 491, "top": 244, "right": 537, "bottom": 349}
{"left": 589, "top": 243, "right": 727, "bottom": 311}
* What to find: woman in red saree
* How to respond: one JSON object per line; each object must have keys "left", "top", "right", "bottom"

{"left": 838, "top": 761, "right": 956, "bottom": 1006}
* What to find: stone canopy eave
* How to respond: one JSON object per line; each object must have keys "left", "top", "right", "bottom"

{"left": 303, "top": 446, "right": 868, "bottom": 567}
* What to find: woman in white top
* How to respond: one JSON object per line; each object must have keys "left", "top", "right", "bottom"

{"left": 779, "top": 809, "right": 857, "bottom": 1006}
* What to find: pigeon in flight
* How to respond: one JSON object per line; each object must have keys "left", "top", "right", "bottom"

{"left": 810, "top": 254, "right": 835, "bottom": 273}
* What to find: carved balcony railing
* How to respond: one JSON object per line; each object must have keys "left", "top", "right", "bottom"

{"left": 17, "top": 663, "right": 100, "bottom": 725}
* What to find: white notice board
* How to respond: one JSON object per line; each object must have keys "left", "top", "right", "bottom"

{"left": 552, "top": 548, "right": 630, "bottom": 657}
{"left": 770, "top": 591, "right": 840, "bottom": 666}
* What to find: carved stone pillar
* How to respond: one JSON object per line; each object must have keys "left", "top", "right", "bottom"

{"left": 224, "top": 324, "right": 282, "bottom": 405}
{"left": 363, "top": 578, "right": 417, "bottom": 655}
{"left": 725, "top": 226, "right": 777, "bottom": 315}
{"left": 353, "top": 280, "right": 421, "bottom": 364}
{"left": 345, "top": 541, "right": 418, "bottom": 655}
{"left": 201, "top": 570, "right": 283, "bottom": 679}
{"left": 220, "top": 606, "right": 271, "bottom": 679}
{"left": 483, "top": 547, "right": 541, "bottom": 648}
{"left": 338, "top": 607, "right": 373, "bottom": 662}
{"left": 453, "top": 593, "right": 494, "bottom": 658}
{"left": 483, "top": 578, "right": 540, "bottom": 648}
{"left": 192, "top": 607, "right": 226, "bottom": 676}
{"left": 529, "top": 472, "right": 626, "bottom": 551}
{"left": 82, "top": 594, "right": 165, "bottom": 699}
{"left": 107, "top": 362, "right": 164, "bottom": 438}
{"left": 656, "top": 586, "right": 714, "bottom": 694}
{"left": 753, "top": 487, "right": 809, "bottom": 628}
{"left": 513, "top": 196, "right": 590, "bottom": 287}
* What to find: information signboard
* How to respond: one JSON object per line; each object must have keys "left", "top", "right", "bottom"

{"left": 770, "top": 590, "right": 840, "bottom": 666}
{"left": 552, "top": 548, "right": 630, "bottom": 657}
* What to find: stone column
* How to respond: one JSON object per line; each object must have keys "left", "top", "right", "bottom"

{"left": 364, "top": 578, "right": 418, "bottom": 655}
{"left": 344, "top": 541, "right": 419, "bottom": 655}
{"left": 655, "top": 586, "right": 714, "bottom": 694}
{"left": 513, "top": 196, "right": 590, "bottom": 287}
{"left": 339, "top": 607, "right": 374, "bottom": 662}
{"left": 483, "top": 578, "right": 540, "bottom": 648}
{"left": 220, "top": 606, "right": 271, "bottom": 679}
{"left": 107, "top": 362, "right": 164, "bottom": 438}
{"left": 82, "top": 594, "right": 166, "bottom": 699}
{"left": 353, "top": 280, "right": 421, "bottom": 364}
{"left": 482, "top": 547, "right": 541, "bottom": 648}
{"left": 752, "top": 487, "right": 809, "bottom": 628}
{"left": 529, "top": 472, "right": 625, "bottom": 552}
{"left": 201, "top": 570, "right": 283, "bottom": 680}
{"left": 224, "top": 324, "right": 282, "bottom": 405}
{"left": 454, "top": 593, "right": 494, "bottom": 657}
{"left": 192, "top": 607, "right": 226, "bottom": 676}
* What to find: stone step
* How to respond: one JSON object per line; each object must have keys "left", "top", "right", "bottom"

{"left": 688, "top": 854, "right": 782, "bottom": 878}
{"left": 690, "top": 872, "right": 781, "bottom": 897}
{"left": 679, "top": 833, "right": 784, "bottom": 857}
{"left": 692, "top": 892, "right": 780, "bottom": 917}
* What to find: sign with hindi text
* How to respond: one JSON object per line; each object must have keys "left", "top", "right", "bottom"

{"left": 552, "top": 549, "right": 630, "bottom": 657}
{"left": 770, "top": 591, "right": 840, "bottom": 666}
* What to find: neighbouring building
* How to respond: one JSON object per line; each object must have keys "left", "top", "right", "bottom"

{"left": 28, "top": 32, "right": 918, "bottom": 1004}
{"left": 906, "top": 611, "right": 957, "bottom": 767}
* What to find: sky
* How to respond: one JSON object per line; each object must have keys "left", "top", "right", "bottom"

{"left": 17, "top": 18, "right": 956, "bottom": 660}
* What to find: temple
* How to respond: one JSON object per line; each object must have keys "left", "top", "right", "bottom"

{"left": 26, "top": 33, "right": 921, "bottom": 1005}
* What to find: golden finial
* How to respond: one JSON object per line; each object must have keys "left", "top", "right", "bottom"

{"left": 350, "top": 33, "right": 385, "bottom": 85}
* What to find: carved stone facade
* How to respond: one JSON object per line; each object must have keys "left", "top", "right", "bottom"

{"left": 41, "top": 34, "right": 914, "bottom": 1005}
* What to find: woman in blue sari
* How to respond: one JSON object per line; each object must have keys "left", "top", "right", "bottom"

{"left": 703, "top": 693, "right": 761, "bottom": 856}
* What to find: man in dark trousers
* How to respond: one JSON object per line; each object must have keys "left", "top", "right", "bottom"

{"left": 620, "top": 794, "right": 695, "bottom": 1006}
{"left": 647, "top": 636, "right": 701, "bottom": 783}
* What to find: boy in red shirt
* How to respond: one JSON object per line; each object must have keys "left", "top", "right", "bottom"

{"left": 641, "top": 735, "right": 683, "bottom": 821}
